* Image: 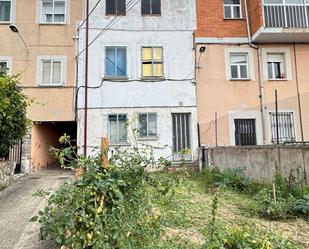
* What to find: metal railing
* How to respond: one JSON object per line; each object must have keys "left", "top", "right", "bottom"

{"left": 264, "top": 4, "right": 309, "bottom": 28}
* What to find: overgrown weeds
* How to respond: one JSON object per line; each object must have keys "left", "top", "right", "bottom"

{"left": 203, "top": 165, "right": 309, "bottom": 221}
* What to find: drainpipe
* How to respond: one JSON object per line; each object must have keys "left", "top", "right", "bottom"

{"left": 293, "top": 43, "right": 304, "bottom": 142}
{"left": 245, "top": 0, "right": 267, "bottom": 145}
{"left": 84, "top": 0, "right": 90, "bottom": 156}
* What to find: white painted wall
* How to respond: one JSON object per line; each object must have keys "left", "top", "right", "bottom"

{"left": 77, "top": 107, "right": 199, "bottom": 161}
{"left": 77, "top": 0, "right": 198, "bottom": 162}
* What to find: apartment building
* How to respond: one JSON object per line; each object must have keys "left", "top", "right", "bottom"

{"left": 77, "top": 0, "right": 198, "bottom": 164}
{"left": 0, "top": 0, "right": 82, "bottom": 172}
{"left": 196, "top": 0, "right": 309, "bottom": 147}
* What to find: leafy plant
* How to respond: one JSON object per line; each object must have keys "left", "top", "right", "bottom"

{"left": 293, "top": 194, "right": 309, "bottom": 219}
{"left": 255, "top": 188, "right": 296, "bottom": 220}
{"left": 0, "top": 75, "right": 30, "bottom": 157}
{"left": 33, "top": 136, "right": 178, "bottom": 249}
{"left": 203, "top": 188, "right": 298, "bottom": 249}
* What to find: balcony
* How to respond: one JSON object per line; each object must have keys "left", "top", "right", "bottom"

{"left": 252, "top": 1, "right": 309, "bottom": 43}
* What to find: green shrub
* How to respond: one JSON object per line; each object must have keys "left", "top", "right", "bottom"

{"left": 0, "top": 75, "right": 30, "bottom": 157}
{"left": 293, "top": 194, "right": 309, "bottom": 220}
{"left": 255, "top": 188, "right": 296, "bottom": 220}
{"left": 203, "top": 167, "right": 265, "bottom": 194}
{"left": 203, "top": 191, "right": 299, "bottom": 249}
{"left": 33, "top": 137, "right": 178, "bottom": 249}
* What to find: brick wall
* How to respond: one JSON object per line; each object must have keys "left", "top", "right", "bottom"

{"left": 248, "top": 0, "right": 263, "bottom": 36}
{"left": 196, "top": 0, "right": 248, "bottom": 38}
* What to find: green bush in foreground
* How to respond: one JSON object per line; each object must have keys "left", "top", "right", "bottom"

{"left": 33, "top": 137, "right": 178, "bottom": 249}
{"left": 0, "top": 75, "right": 30, "bottom": 157}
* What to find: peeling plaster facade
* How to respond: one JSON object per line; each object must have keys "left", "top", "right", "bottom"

{"left": 77, "top": 0, "right": 198, "bottom": 162}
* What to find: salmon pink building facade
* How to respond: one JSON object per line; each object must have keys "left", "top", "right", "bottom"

{"left": 196, "top": 0, "right": 309, "bottom": 147}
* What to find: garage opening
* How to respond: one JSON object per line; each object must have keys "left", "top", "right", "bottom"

{"left": 31, "top": 121, "right": 77, "bottom": 171}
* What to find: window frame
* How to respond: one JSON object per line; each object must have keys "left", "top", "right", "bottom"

{"left": 229, "top": 52, "right": 250, "bottom": 80}
{"left": 141, "top": 46, "right": 164, "bottom": 79}
{"left": 137, "top": 113, "right": 158, "bottom": 140}
{"left": 269, "top": 111, "right": 296, "bottom": 143}
{"left": 104, "top": 46, "right": 128, "bottom": 79}
{"left": 267, "top": 53, "right": 286, "bottom": 80}
{"left": 0, "top": 0, "right": 12, "bottom": 23}
{"left": 40, "top": 0, "right": 67, "bottom": 24}
{"left": 141, "top": 0, "right": 161, "bottom": 16}
{"left": 105, "top": 0, "right": 126, "bottom": 16}
{"left": 37, "top": 56, "right": 66, "bottom": 87}
{"left": 108, "top": 114, "right": 128, "bottom": 145}
{"left": 0, "top": 56, "right": 12, "bottom": 75}
{"left": 223, "top": 0, "right": 242, "bottom": 19}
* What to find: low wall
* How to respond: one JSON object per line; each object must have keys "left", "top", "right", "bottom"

{"left": 0, "top": 160, "right": 16, "bottom": 186}
{"left": 207, "top": 145, "right": 309, "bottom": 185}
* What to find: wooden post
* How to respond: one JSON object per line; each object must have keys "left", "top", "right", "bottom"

{"left": 101, "top": 137, "right": 109, "bottom": 169}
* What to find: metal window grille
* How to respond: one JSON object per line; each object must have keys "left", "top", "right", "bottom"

{"left": 234, "top": 119, "right": 257, "bottom": 146}
{"left": 172, "top": 113, "right": 191, "bottom": 161}
{"left": 264, "top": 1, "right": 309, "bottom": 28}
{"left": 172, "top": 113, "right": 191, "bottom": 152}
{"left": 270, "top": 112, "right": 296, "bottom": 143}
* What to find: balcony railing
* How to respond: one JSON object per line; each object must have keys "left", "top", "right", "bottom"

{"left": 264, "top": 3, "right": 309, "bottom": 28}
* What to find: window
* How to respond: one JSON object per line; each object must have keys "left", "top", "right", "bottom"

{"left": 138, "top": 113, "right": 157, "bottom": 139}
{"left": 105, "top": 47, "right": 127, "bottom": 78}
{"left": 106, "top": 0, "right": 126, "bottom": 15}
{"left": 142, "top": 47, "right": 163, "bottom": 78}
{"left": 270, "top": 112, "right": 296, "bottom": 143}
{"left": 141, "top": 0, "right": 161, "bottom": 15}
{"left": 224, "top": 0, "right": 241, "bottom": 19}
{"left": 0, "top": 61, "right": 8, "bottom": 76}
{"left": 41, "top": 0, "right": 66, "bottom": 23}
{"left": 108, "top": 114, "right": 127, "bottom": 144}
{"left": 0, "top": 0, "right": 11, "bottom": 22}
{"left": 267, "top": 53, "right": 286, "bottom": 80}
{"left": 230, "top": 53, "right": 249, "bottom": 80}
{"left": 40, "top": 59, "right": 63, "bottom": 86}
{"left": 234, "top": 119, "right": 257, "bottom": 146}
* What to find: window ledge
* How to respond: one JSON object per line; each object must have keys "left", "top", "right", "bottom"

{"left": 0, "top": 22, "right": 11, "bottom": 25}
{"left": 268, "top": 78, "right": 288, "bottom": 81}
{"left": 223, "top": 18, "right": 246, "bottom": 21}
{"left": 37, "top": 84, "right": 65, "bottom": 88}
{"left": 137, "top": 137, "right": 159, "bottom": 141}
{"left": 39, "top": 22, "right": 67, "bottom": 26}
{"left": 141, "top": 77, "right": 165, "bottom": 81}
{"left": 230, "top": 78, "right": 251, "bottom": 81}
{"left": 141, "top": 14, "right": 161, "bottom": 17}
{"left": 103, "top": 76, "right": 129, "bottom": 81}
{"left": 110, "top": 143, "right": 131, "bottom": 147}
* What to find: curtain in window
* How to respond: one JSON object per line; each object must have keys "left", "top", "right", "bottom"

{"left": 105, "top": 47, "right": 127, "bottom": 77}
{"left": 54, "top": 1, "right": 65, "bottom": 22}
{"left": 148, "top": 114, "right": 157, "bottom": 136}
{"left": 42, "top": 61, "right": 51, "bottom": 85}
{"left": 109, "top": 115, "right": 118, "bottom": 144}
{"left": 52, "top": 61, "right": 62, "bottom": 84}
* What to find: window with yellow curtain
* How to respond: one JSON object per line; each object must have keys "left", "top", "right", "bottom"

{"left": 142, "top": 47, "right": 163, "bottom": 78}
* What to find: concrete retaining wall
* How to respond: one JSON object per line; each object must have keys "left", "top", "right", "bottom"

{"left": 208, "top": 145, "right": 309, "bottom": 185}
{"left": 0, "top": 160, "right": 16, "bottom": 186}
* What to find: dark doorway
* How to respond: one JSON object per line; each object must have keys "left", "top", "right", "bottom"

{"left": 234, "top": 119, "right": 257, "bottom": 146}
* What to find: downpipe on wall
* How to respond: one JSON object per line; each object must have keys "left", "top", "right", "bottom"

{"left": 245, "top": 0, "right": 267, "bottom": 145}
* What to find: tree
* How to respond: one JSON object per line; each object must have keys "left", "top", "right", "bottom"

{"left": 0, "top": 75, "right": 30, "bottom": 157}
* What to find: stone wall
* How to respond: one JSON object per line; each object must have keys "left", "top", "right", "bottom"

{"left": 0, "top": 160, "right": 16, "bottom": 186}
{"left": 207, "top": 145, "right": 309, "bottom": 185}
